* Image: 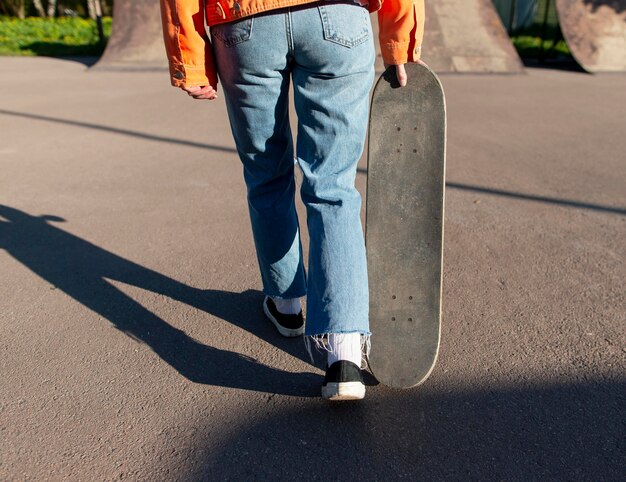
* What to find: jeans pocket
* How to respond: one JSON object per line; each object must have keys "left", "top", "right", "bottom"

{"left": 210, "top": 17, "right": 254, "bottom": 47}
{"left": 318, "top": 3, "right": 369, "bottom": 48}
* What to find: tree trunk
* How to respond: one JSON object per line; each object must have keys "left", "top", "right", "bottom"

{"left": 87, "top": 0, "right": 104, "bottom": 20}
{"left": 32, "top": 0, "right": 46, "bottom": 17}
{"left": 94, "top": 0, "right": 102, "bottom": 17}
{"left": 4, "top": 0, "right": 27, "bottom": 18}
{"left": 47, "top": 0, "right": 57, "bottom": 17}
{"left": 86, "top": 0, "right": 96, "bottom": 19}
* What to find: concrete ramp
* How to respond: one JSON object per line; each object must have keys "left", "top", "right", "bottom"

{"left": 98, "top": 0, "right": 522, "bottom": 73}
{"left": 420, "top": 0, "right": 524, "bottom": 73}
{"left": 556, "top": 0, "right": 626, "bottom": 72}
{"left": 93, "top": 0, "right": 167, "bottom": 70}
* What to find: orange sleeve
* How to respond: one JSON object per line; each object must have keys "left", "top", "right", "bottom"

{"left": 377, "top": 0, "right": 425, "bottom": 65}
{"left": 159, "top": 0, "right": 219, "bottom": 88}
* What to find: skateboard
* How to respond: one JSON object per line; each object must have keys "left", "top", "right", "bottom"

{"left": 365, "top": 63, "right": 446, "bottom": 389}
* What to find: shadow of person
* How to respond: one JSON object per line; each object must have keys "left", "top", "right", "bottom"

{"left": 0, "top": 205, "right": 318, "bottom": 397}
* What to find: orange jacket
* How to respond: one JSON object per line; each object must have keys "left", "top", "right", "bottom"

{"left": 160, "top": 0, "right": 424, "bottom": 88}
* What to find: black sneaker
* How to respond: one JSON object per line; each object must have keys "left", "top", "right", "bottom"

{"left": 321, "top": 360, "right": 366, "bottom": 400}
{"left": 262, "top": 296, "right": 305, "bottom": 337}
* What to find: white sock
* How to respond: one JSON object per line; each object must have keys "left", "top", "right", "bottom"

{"left": 271, "top": 296, "right": 301, "bottom": 315}
{"left": 327, "top": 333, "right": 362, "bottom": 367}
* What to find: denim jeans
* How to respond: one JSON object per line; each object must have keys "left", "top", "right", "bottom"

{"left": 211, "top": 2, "right": 375, "bottom": 336}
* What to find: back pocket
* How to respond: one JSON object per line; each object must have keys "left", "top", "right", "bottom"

{"left": 210, "top": 17, "right": 254, "bottom": 47}
{"left": 318, "top": 3, "right": 370, "bottom": 48}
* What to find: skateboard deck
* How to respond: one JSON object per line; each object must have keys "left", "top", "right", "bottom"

{"left": 365, "top": 63, "right": 446, "bottom": 389}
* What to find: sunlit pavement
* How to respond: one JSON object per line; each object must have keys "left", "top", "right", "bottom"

{"left": 1, "top": 56, "right": 624, "bottom": 480}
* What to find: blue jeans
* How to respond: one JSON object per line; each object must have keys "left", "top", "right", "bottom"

{"left": 211, "top": 2, "right": 375, "bottom": 336}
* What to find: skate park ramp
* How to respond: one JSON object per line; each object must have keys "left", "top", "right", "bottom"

{"left": 419, "top": 0, "right": 524, "bottom": 73}
{"left": 93, "top": 0, "right": 167, "bottom": 70}
{"left": 556, "top": 0, "right": 626, "bottom": 72}
{"left": 97, "top": 0, "right": 522, "bottom": 74}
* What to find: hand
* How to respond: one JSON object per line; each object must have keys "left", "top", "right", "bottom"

{"left": 182, "top": 85, "right": 218, "bottom": 100}
{"left": 384, "top": 60, "right": 428, "bottom": 87}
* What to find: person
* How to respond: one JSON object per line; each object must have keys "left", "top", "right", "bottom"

{"left": 160, "top": 0, "right": 425, "bottom": 400}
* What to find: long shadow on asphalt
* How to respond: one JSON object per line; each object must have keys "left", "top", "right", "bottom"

{"left": 188, "top": 378, "right": 625, "bottom": 480}
{"left": 0, "top": 204, "right": 319, "bottom": 397}
{"left": 357, "top": 168, "right": 626, "bottom": 216}
{"left": 0, "top": 109, "right": 238, "bottom": 154}
{"left": 4, "top": 107, "right": 624, "bottom": 216}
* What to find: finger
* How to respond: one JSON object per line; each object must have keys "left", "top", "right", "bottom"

{"left": 183, "top": 85, "right": 217, "bottom": 98}
{"left": 182, "top": 85, "right": 203, "bottom": 94}
{"left": 187, "top": 85, "right": 213, "bottom": 96}
{"left": 396, "top": 64, "right": 408, "bottom": 87}
{"left": 190, "top": 89, "right": 217, "bottom": 98}
{"left": 191, "top": 91, "right": 218, "bottom": 100}
{"left": 194, "top": 94, "right": 218, "bottom": 100}
{"left": 189, "top": 87, "right": 217, "bottom": 99}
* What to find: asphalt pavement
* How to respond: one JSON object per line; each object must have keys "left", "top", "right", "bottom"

{"left": 0, "top": 56, "right": 624, "bottom": 480}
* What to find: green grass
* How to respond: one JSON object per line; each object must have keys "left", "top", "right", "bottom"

{"left": 0, "top": 16, "right": 112, "bottom": 57}
{"left": 512, "top": 34, "right": 571, "bottom": 59}
{"left": 507, "top": 0, "right": 573, "bottom": 60}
